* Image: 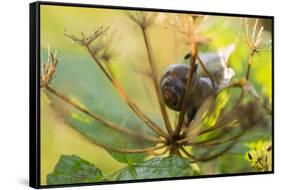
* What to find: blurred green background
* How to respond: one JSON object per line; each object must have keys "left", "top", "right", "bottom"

{"left": 40, "top": 5, "right": 272, "bottom": 185}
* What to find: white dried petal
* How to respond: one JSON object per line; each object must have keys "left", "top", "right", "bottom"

{"left": 198, "top": 44, "right": 235, "bottom": 84}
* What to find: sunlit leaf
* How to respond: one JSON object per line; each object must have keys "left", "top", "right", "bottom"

{"left": 114, "top": 155, "right": 194, "bottom": 180}
{"left": 47, "top": 155, "right": 104, "bottom": 185}
{"left": 44, "top": 50, "right": 160, "bottom": 164}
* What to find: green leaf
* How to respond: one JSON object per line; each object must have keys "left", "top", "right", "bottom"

{"left": 66, "top": 112, "right": 150, "bottom": 164}
{"left": 43, "top": 50, "right": 160, "bottom": 164}
{"left": 114, "top": 155, "right": 194, "bottom": 180}
{"left": 107, "top": 151, "right": 147, "bottom": 165}
{"left": 47, "top": 155, "right": 104, "bottom": 185}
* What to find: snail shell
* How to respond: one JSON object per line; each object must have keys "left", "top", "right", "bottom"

{"left": 160, "top": 64, "right": 214, "bottom": 113}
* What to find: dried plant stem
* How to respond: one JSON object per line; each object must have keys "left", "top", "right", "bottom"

{"left": 175, "top": 148, "right": 184, "bottom": 158}
{"left": 197, "top": 56, "right": 216, "bottom": 89}
{"left": 245, "top": 52, "right": 254, "bottom": 79}
{"left": 45, "top": 85, "right": 163, "bottom": 143}
{"left": 181, "top": 142, "right": 236, "bottom": 162}
{"left": 89, "top": 139, "right": 166, "bottom": 154}
{"left": 141, "top": 28, "right": 173, "bottom": 136}
{"left": 198, "top": 131, "right": 245, "bottom": 147}
{"left": 174, "top": 42, "right": 198, "bottom": 136}
{"left": 183, "top": 130, "right": 244, "bottom": 147}
{"left": 237, "top": 51, "right": 255, "bottom": 104}
{"left": 182, "top": 132, "right": 227, "bottom": 146}
{"left": 169, "top": 145, "right": 183, "bottom": 157}
{"left": 85, "top": 45, "right": 169, "bottom": 139}
{"left": 152, "top": 145, "right": 171, "bottom": 156}
{"left": 179, "top": 147, "right": 198, "bottom": 160}
{"left": 86, "top": 45, "right": 112, "bottom": 80}
{"left": 178, "top": 123, "right": 228, "bottom": 145}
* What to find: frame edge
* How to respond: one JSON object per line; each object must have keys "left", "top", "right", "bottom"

{"left": 29, "top": 1, "right": 41, "bottom": 189}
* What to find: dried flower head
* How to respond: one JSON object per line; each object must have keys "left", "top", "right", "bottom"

{"left": 90, "top": 29, "right": 119, "bottom": 64}
{"left": 40, "top": 49, "right": 58, "bottom": 88}
{"left": 240, "top": 18, "right": 271, "bottom": 53}
{"left": 161, "top": 14, "right": 210, "bottom": 46}
{"left": 127, "top": 11, "right": 159, "bottom": 29}
{"left": 64, "top": 26, "right": 109, "bottom": 47}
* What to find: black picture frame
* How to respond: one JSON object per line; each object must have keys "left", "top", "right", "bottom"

{"left": 30, "top": 1, "right": 274, "bottom": 189}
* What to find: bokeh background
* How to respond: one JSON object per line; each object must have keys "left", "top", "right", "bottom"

{"left": 40, "top": 5, "right": 272, "bottom": 185}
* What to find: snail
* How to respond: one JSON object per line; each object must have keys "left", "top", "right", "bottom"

{"left": 160, "top": 64, "right": 214, "bottom": 120}
{"left": 160, "top": 44, "right": 235, "bottom": 120}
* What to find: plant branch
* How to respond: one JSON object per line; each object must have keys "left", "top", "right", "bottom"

{"left": 179, "top": 147, "right": 198, "bottom": 160}
{"left": 180, "top": 131, "right": 227, "bottom": 146}
{"left": 87, "top": 137, "right": 166, "bottom": 154}
{"left": 65, "top": 29, "right": 169, "bottom": 139}
{"left": 85, "top": 45, "right": 170, "bottom": 139}
{"left": 174, "top": 42, "right": 198, "bottom": 135}
{"left": 190, "top": 141, "right": 236, "bottom": 162}
{"left": 183, "top": 130, "right": 244, "bottom": 147}
{"left": 237, "top": 51, "right": 255, "bottom": 104}
{"left": 86, "top": 45, "right": 113, "bottom": 80}
{"left": 181, "top": 141, "right": 236, "bottom": 162}
{"left": 152, "top": 145, "right": 171, "bottom": 156}
{"left": 196, "top": 130, "right": 245, "bottom": 147}
{"left": 178, "top": 123, "right": 227, "bottom": 145}
{"left": 197, "top": 56, "right": 216, "bottom": 89}
{"left": 141, "top": 28, "right": 173, "bottom": 136}
{"left": 45, "top": 85, "right": 164, "bottom": 143}
{"left": 178, "top": 105, "right": 240, "bottom": 145}
{"left": 169, "top": 145, "right": 183, "bottom": 157}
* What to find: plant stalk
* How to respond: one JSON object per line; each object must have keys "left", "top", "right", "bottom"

{"left": 237, "top": 51, "right": 255, "bottom": 104}
{"left": 190, "top": 142, "right": 237, "bottom": 162}
{"left": 174, "top": 42, "right": 198, "bottom": 136}
{"left": 88, "top": 139, "right": 166, "bottom": 154}
{"left": 85, "top": 45, "right": 169, "bottom": 139}
{"left": 45, "top": 85, "right": 163, "bottom": 143}
{"left": 197, "top": 56, "right": 216, "bottom": 89}
{"left": 141, "top": 28, "right": 173, "bottom": 137}
{"left": 181, "top": 141, "right": 236, "bottom": 162}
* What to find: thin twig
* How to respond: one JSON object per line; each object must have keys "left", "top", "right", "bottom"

{"left": 65, "top": 29, "right": 169, "bottom": 139}
{"left": 178, "top": 121, "right": 237, "bottom": 145}
{"left": 87, "top": 138, "right": 166, "bottom": 154}
{"left": 237, "top": 51, "right": 254, "bottom": 104}
{"left": 196, "top": 131, "right": 245, "bottom": 147}
{"left": 141, "top": 28, "right": 173, "bottom": 136}
{"left": 175, "top": 147, "right": 184, "bottom": 158}
{"left": 179, "top": 147, "right": 198, "bottom": 160}
{"left": 178, "top": 123, "right": 227, "bottom": 144}
{"left": 174, "top": 42, "right": 198, "bottom": 135}
{"left": 85, "top": 45, "right": 170, "bottom": 139}
{"left": 169, "top": 145, "right": 183, "bottom": 157}
{"left": 86, "top": 45, "right": 113, "bottom": 80}
{"left": 152, "top": 145, "right": 171, "bottom": 156}
{"left": 194, "top": 142, "right": 236, "bottom": 162}
{"left": 45, "top": 85, "right": 164, "bottom": 143}
{"left": 183, "top": 130, "right": 244, "bottom": 147}
{"left": 180, "top": 131, "right": 227, "bottom": 146}
{"left": 181, "top": 141, "right": 236, "bottom": 162}
{"left": 197, "top": 56, "right": 216, "bottom": 89}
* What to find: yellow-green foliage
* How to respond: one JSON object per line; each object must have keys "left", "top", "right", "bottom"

{"left": 246, "top": 141, "right": 272, "bottom": 172}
